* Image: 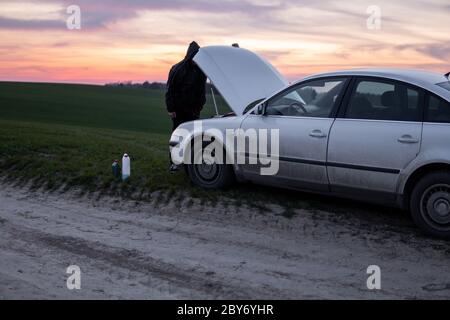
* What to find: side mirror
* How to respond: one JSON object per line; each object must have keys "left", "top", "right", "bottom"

{"left": 256, "top": 103, "right": 266, "bottom": 115}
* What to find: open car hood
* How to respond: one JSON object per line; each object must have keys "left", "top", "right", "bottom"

{"left": 193, "top": 46, "right": 288, "bottom": 115}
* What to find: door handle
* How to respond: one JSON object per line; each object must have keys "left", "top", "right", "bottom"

{"left": 309, "top": 129, "right": 327, "bottom": 138}
{"left": 398, "top": 135, "right": 419, "bottom": 144}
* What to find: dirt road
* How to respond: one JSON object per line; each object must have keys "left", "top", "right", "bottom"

{"left": 0, "top": 183, "right": 449, "bottom": 299}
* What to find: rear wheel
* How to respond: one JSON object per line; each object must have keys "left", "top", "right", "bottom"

{"left": 186, "top": 142, "right": 235, "bottom": 189}
{"left": 410, "top": 171, "right": 450, "bottom": 239}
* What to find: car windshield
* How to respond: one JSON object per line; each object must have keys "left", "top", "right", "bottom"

{"left": 437, "top": 81, "right": 450, "bottom": 91}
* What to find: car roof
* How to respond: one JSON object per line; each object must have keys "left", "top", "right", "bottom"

{"left": 300, "top": 68, "right": 450, "bottom": 101}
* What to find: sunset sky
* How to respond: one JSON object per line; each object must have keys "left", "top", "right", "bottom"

{"left": 0, "top": 0, "right": 449, "bottom": 84}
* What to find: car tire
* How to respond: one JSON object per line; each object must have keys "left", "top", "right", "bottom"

{"left": 410, "top": 171, "right": 450, "bottom": 239}
{"left": 186, "top": 142, "right": 235, "bottom": 189}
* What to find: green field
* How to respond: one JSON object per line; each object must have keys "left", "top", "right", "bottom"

{"left": 0, "top": 82, "right": 229, "bottom": 133}
{"left": 0, "top": 82, "right": 233, "bottom": 198}
{"left": 0, "top": 81, "right": 372, "bottom": 214}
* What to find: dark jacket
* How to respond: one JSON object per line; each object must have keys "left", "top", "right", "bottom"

{"left": 165, "top": 42, "right": 207, "bottom": 115}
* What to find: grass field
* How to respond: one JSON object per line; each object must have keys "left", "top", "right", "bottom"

{"left": 0, "top": 82, "right": 230, "bottom": 133}
{"left": 0, "top": 81, "right": 233, "bottom": 197}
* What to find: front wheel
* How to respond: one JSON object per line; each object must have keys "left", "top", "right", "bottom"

{"left": 410, "top": 171, "right": 450, "bottom": 239}
{"left": 186, "top": 144, "right": 235, "bottom": 189}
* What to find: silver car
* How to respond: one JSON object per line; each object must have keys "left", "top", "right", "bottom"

{"left": 170, "top": 46, "right": 450, "bottom": 238}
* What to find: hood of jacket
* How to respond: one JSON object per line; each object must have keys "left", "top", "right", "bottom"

{"left": 185, "top": 41, "right": 200, "bottom": 61}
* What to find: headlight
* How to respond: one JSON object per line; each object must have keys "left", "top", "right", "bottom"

{"left": 169, "top": 134, "right": 183, "bottom": 147}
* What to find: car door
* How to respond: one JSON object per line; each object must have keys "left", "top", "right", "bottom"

{"left": 327, "top": 77, "right": 424, "bottom": 198}
{"left": 240, "top": 77, "right": 349, "bottom": 192}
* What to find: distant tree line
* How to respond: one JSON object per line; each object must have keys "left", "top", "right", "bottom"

{"left": 105, "top": 81, "right": 166, "bottom": 89}
{"left": 105, "top": 81, "right": 218, "bottom": 93}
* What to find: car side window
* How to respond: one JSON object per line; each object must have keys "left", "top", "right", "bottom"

{"left": 265, "top": 78, "right": 346, "bottom": 118}
{"left": 426, "top": 94, "right": 450, "bottom": 123}
{"left": 345, "top": 79, "right": 421, "bottom": 121}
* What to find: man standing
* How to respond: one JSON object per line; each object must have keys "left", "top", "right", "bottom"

{"left": 166, "top": 41, "right": 207, "bottom": 172}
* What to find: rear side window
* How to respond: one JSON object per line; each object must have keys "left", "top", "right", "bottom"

{"left": 345, "top": 79, "right": 421, "bottom": 121}
{"left": 426, "top": 95, "right": 450, "bottom": 123}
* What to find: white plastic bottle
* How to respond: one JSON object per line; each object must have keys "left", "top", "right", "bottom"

{"left": 122, "top": 154, "right": 130, "bottom": 181}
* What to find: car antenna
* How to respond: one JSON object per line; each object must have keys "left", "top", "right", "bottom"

{"left": 210, "top": 80, "right": 219, "bottom": 117}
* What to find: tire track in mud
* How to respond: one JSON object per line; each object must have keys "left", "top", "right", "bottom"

{"left": 0, "top": 218, "right": 291, "bottom": 299}
{"left": 1, "top": 184, "right": 450, "bottom": 299}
